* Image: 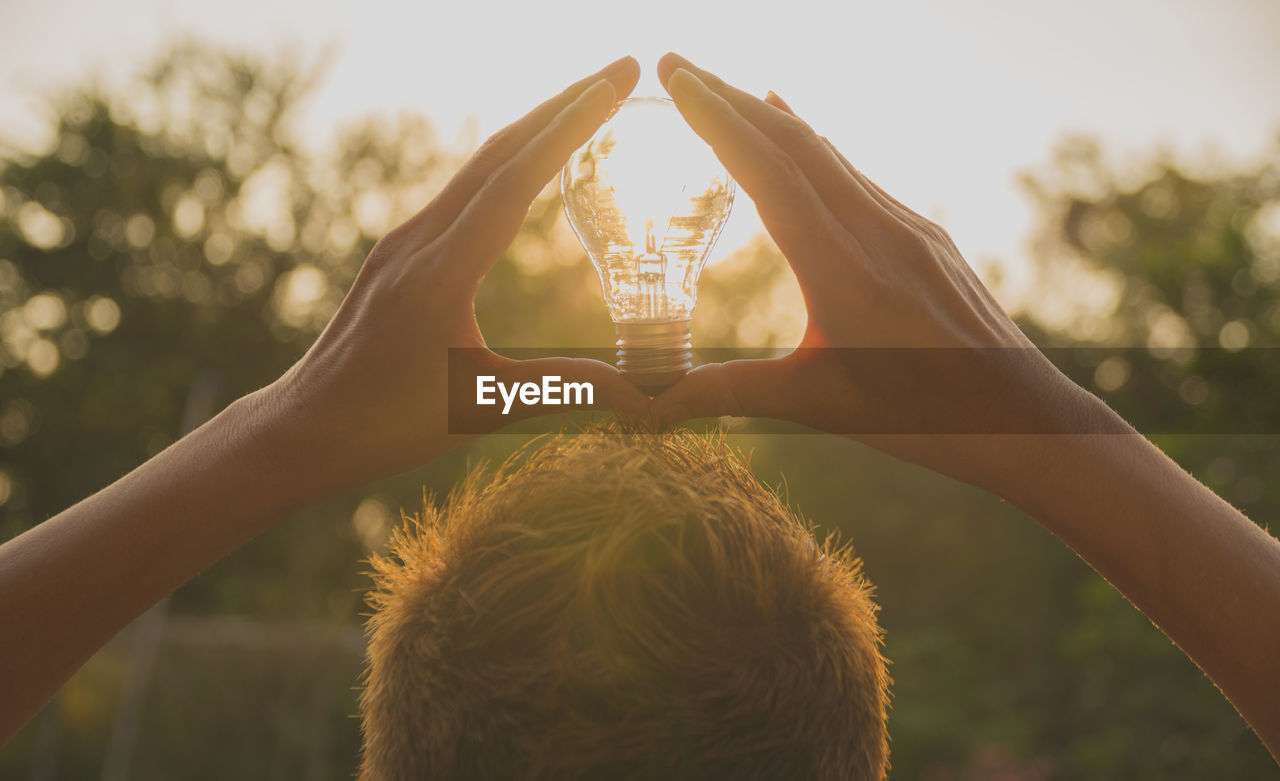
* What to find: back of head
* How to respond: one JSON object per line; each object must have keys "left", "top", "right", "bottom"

{"left": 359, "top": 426, "right": 889, "bottom": 780}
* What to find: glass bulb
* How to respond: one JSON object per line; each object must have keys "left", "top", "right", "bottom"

{"left": 561, "top": 96, "right": 735, "bottom": 392}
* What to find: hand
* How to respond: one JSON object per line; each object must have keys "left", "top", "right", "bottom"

{"left": 647, "top": 64, "right": 1280, "bottom": 758}
{"left": 0, "top": 63, "right": 655, "bottom": 742}
{"left": 650, "top": 54, "right": 1110, "bottom": 489}
{"left": 264, "top": 57, "right": 650, "bottom": 489}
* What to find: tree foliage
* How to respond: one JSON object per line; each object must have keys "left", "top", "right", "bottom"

{"left": 1, "top": 44, "right": 1277, "bottom": 779}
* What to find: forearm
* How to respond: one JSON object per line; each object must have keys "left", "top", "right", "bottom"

{"left": 650, "top": 54, "right": 1279, "bottom": 763}
{"left": 0, "top": 386, "right": 324, "bottom": 744}
{"left": 994, "top": 393, "right": 1280, "bottom": 759}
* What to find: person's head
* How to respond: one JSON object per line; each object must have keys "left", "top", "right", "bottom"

{"left": 359, "top": 426, "right": 890, "bottom": 780}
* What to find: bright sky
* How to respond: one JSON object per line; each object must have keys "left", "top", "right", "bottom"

{"left": 3, "top": 0, "right": 1279, "bottom": 304}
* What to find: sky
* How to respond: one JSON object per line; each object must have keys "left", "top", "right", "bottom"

{"left": 2, "top": 0, "right": 1279, "bottom": 305}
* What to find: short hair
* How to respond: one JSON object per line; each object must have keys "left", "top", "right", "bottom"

{"left": 358, "top": 426, "right": 890, "bottom": 780}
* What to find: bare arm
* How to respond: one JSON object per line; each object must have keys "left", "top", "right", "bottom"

{"left": 0, "top": 389, "right": 316, "bottom": 744}
{"left": 650, "top": 53, "right": 1280, "bottom": 760}
{"left": 0, "top": 56, "right": 647, "bottom": 744}
{"left": 1000, "top": 413, "right": 1280, "bottom": 746}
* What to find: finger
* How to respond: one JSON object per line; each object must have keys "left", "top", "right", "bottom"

{"left": 661, "top": 67, "right": 843, "bottom": 282}
{"left": 439, "top": 78, "right": 618, "bottom": 283}
{"left": 660, "top": 54, "right": 887, "bottom": 239}
{"left": 649, "top": 358, "right": 792, "bottom": 428}
{"left": 820, "top": 136, "right": 940, "bottom": 235}
{"left": 763, "top": 90, "right": 794, "bottom": 114}
{"left": 397, "top": 56, "right": 639, "bottom": 246}
{"left": 761, "top": 87, "right": 943, "bottom": 238}
{"left": 762, "top": 90, "right": 793, "bottom": 113}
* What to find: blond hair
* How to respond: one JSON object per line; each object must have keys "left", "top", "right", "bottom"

{"left": 359, "top": 426, "right": 890, "bottom": 779}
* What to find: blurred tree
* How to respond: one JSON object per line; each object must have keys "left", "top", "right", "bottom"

{"left": 0, "top": 41, "right": 475, "bottom": 778}
{"left": 1019, "top": 136, "right": 1280, "bottom": 519}
{"left": 1022, "top": 136, "right": 1280, "bottom": 349}
{"left": 1020, "top": 137, "right": 1280, "bottom": 443}
{"left": 1001, "top": 136, "right": 1279, "bottom": 778}
{"left": 0, "top": 40, "right": 675, "bottom": 779}
{"left": 685, "top": 136, "right": 1280, "bottom": 778}
{"left": 0, "top": 41, "right": 469, "bottom": 541}
{"left": 3, "top": 39, "right": 1278, "bottom": 781}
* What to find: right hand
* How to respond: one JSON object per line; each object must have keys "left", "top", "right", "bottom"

{"left": 650, "top": 54, "right": 1115, "bottom": 490}
{"left": 265, "top": 57, "right": 649, "bottom": 491}
{"left": 648, "top": 59, "right": 1280, "bottom": 766}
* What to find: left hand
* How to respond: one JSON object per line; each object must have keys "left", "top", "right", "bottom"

{"left": 264, "top": 57, "right": 651, "bottom": 490}
{"left": 648, "top": 54, "right": 1092, "bottom": 490}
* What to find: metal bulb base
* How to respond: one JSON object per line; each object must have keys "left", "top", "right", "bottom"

{"left": 615, "top": 320, "right": 692, "bottom": 396}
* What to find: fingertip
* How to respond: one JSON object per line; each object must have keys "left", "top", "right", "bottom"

{"left": 649, "top": 367, "right": 711, "bottom": 427}
{"left": 570, "top": 358, "right": 653, "bottom": 419}
{"left": 605, "top": 55, "right": 641, "bottom": 98}
{"left": 666, "top": 67, "right": 706, "bottom": 100}
{"left": 597, "top": 374, "right": 652, "bottom": 417}
{"left": 602, "top": 54, "right": 638, "bottom": 74}
{"left": 657, "top": 51, "right": 693, "bottom": 88}
{"left": 588, "top": 77, "right": 616, "bottom": 98}
{"left": 613, "top": 391, "right": 655, "bottom": 423}
{"left": 764, "top": 90, "right": 797, "bottom": 115}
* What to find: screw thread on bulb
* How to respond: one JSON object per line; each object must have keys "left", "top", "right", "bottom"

{"left": 615, "top": 320, "right": 692, "bottom": 396}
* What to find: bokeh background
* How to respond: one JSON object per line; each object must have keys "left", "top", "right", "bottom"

{"left": 2, "top": 0, "right": 1279, "bottom": 778}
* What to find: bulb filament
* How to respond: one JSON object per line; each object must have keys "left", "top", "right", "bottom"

{"left": 636, "top": 218, "right": 668, "bottom": 320}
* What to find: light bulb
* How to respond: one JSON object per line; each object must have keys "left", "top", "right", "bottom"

{"left": 562, "top": 96, "right": 735, "bottom": 393}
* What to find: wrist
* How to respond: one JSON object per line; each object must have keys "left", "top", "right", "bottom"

{"left": 947, "top": 365, "right": 1130, "bottom": 500}
{"left": 982, "top": 386, "right": 1136, "bottom": 515}
{"left": 218, "top": 383, "right": 340, "bottom": 520}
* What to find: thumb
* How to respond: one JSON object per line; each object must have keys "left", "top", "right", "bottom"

{"left": 650, "top": 358, "right": 792, "bottom": 428}
{"left": 514, "top": 356, "right": 653, "bottom": 422}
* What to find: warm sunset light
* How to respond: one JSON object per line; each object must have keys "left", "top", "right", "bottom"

{"left": 563, "top": 96, "right": 734, "bottom": 386}
{"left": 3, "top": 2, "right": 1280, "bottom": 778}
